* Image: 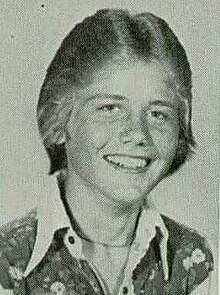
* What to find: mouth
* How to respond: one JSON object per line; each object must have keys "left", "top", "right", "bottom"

{"left": 103, "top": 154, "right": 152, "bottom": 173}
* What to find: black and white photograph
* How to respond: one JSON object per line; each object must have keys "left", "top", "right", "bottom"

{"left": 0, "top": 1, "right": 218, "bottom": 294}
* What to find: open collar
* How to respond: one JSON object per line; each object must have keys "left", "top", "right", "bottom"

{"left": 24, "top": 178, "right": 169, "bottom": 281}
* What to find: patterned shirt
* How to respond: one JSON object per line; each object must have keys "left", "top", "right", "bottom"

{"left": 0, "top": 191, "right": 214, "bottom": 295}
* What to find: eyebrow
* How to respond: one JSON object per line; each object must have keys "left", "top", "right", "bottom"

{"left": 148, "top": 100, "right": 177, "bottom": 109}
{"left": 83, "top": 94, "right": 177, "bottom": 109}
{"left": 84, "top": 94, "right": 127, "bottom": 102}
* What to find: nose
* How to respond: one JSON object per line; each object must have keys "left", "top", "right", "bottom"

{"left": 120, "top": 118, "right": 152, "bottom": 147}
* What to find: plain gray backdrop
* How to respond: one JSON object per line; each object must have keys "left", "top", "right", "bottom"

{"left": 1, "top": 0, "right": 219, "bottom": 292}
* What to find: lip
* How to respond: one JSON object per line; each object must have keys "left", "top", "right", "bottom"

{"left": 104, "top": 153, "right": 152, "bottom": 159}
{"left": 103, "top": 154, "right": 153, "bottom": 174}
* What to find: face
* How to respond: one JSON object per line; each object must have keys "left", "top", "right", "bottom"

{"left": 66, "top": 60, "right": 180, "bottom": 205}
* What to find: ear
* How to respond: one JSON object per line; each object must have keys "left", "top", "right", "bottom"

{"left": 65, "top": 130, "right": 72, "bottom": 142}
{"left": 56, "top": 132, "right": 67, "bottom": 144}
{"left": 47, "top": 143, "right": 67, "bottom": 175}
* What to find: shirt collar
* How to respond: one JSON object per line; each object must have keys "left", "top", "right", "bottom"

{"left": 24, "top": 177, "right": 169, "bottom": 280}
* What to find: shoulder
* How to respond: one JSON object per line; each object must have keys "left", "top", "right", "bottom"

{"left": 161, "top": 215, "right": 214, "bottom": 293}
{"left": 161, "top": 214, "right": 214, "bottom": 263}
{"left": 0, "top": 209, "right": 38, "bottom": 289}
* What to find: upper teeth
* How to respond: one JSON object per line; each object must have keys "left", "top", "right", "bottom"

{"left": 105, "top": 155, "right": 149, "bottom": 168}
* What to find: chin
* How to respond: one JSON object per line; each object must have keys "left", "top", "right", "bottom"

{"left": 99, "top": 180, "right": 153, "bottom": 206}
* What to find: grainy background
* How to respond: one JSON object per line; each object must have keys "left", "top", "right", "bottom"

{"left": 1, "top": 0, "right": 219, "bottom": 292}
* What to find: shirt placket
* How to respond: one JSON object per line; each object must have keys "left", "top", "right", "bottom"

{"left": 63, "top": 209, "right": 168, "bottom": 295}
{"left": 64, "top": 229, "right": 107, "bottom": 295}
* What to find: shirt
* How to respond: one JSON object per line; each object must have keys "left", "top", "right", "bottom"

{"left": 0, "top": 183, "right": 214, "bottom": 294}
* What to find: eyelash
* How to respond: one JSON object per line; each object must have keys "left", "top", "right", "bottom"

{"left": 95, "top": 104, "right": 171, "bottom": 123}
{"left": 146, "top": 110, "right": 169, "bottom": 121}
{"left": 97, "top": 104, "right": 121, "bottom": 112}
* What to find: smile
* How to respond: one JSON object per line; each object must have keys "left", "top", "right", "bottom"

{"left": 103, "top": 154, "right": 152, "bottom": 173}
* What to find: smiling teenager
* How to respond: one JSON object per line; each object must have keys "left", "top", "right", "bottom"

{"left": 0, "top": 9, "right": 213, "bottom": 295}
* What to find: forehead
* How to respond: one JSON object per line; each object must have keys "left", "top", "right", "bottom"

{"left": 75, "top": 60, "right": 180, "bottom": 106}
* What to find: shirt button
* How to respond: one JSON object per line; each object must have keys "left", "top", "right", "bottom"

{"left": 68, "top": 236, "right": 75, "bottom": 244}
{"left": 122, "top": 286, "right": 128, "bottom": 294}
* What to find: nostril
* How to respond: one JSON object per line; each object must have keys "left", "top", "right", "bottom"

{"left": 138, "top": 141, "right": 145, "bottom": 147}
{"left": 123, "top": 138, "right": 132, "bottom": 144}
{"left": 120, "top": 124, "right": 151, "bottom": 146}
{"left": 121, "top": 132, "right": 148, "bottom": 146}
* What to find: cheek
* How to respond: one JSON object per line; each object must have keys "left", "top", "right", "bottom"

{"left": 150, "top": 126, "right": 179, "bottom": 158}
{"left": 71, "top": 120, "right": 116, "bottom": 151}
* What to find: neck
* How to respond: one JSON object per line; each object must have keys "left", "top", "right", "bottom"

{"left": 65, "top": 171, "right": 142, "bottom": 247}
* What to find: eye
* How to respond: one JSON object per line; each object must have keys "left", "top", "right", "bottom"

{"left": 97, "top": 104, "right": 121, "bottom": 113}
{"left": 147, "top": 110, "right": 168, "bottom": 121}
{"left": 93, "top": 102, "right": 127, "bottom": 122}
